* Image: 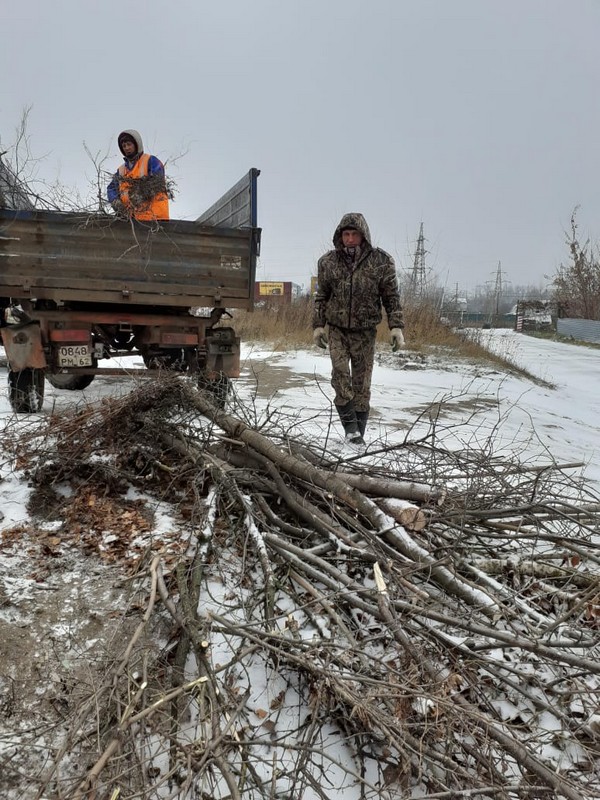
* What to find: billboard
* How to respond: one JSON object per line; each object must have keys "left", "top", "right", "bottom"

{"left": 258, "top": 281, "right": 285, "bottom": 296}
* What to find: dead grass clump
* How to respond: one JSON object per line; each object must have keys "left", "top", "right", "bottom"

{"left": 233, "top": 296, "right": 458, "bottom": 350}
{"left": 385, "top": 303, "right": 454, "bottom": 348}
{"left": 231, "top": 295, "right": 314, "bottom": 349}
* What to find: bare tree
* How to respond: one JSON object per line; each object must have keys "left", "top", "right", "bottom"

{"left": 552, "top": 208, "right": 600, "bottom": 319}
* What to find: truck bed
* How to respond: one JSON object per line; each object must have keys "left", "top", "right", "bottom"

{"left": 0, "top": 169, "right": 261, "bottom": 311}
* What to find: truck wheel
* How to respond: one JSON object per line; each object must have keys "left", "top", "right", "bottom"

{"left": 198, "top": 374, "right": 230, "bottom": 410}
{"left": 46, "top": 373, "right": 95, "bottom": 391}
{"left": 8, "top": 368, "right": 45, "bottom": 413}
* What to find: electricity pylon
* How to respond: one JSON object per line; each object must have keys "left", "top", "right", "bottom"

{"left": 410, "top": 222, "right": 427, "bottom": 298}
{"left": 487, "top": 260, "right": 510, "bottom": 324}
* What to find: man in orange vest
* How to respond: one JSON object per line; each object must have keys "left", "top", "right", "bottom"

{"left": 107, "top": 130, "right": 170, "bottom": 221}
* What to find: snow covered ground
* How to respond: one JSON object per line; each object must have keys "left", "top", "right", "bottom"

{"left": 237, "top": 329, "right": 600, "bottom": 490}
{"left": 0, "top": 330, "right": 599, "bottom": 799}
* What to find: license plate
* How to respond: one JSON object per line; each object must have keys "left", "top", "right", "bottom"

{"left": 57, "top": 345, "right": 92, "bottom": 367}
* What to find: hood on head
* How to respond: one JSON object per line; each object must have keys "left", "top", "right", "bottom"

{"left": 333, "top": 212, "right": 372, "bottom": 249}
{"left": 118, "top": 129, "right": 144, "bottom": 157}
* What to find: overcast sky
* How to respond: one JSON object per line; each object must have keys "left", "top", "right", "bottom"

{"left": 3, "top": 0, "right": 600, "bottom": 296}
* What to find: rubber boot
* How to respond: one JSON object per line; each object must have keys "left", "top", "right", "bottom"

{"left": 356, "top": 410, "right": 369, "bottom": 438}
{"left": 336, "top": 401, "right": 365, "bottom": 445}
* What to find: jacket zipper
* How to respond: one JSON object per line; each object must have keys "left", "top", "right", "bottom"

{"left": 348, "top": 250, "right": 369, "bottom": 328}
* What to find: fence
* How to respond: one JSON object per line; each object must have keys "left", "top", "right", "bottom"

{"left": 557, "top": 318, "right": 600, "bottom": 344}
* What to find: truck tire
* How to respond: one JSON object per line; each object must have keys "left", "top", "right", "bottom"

{"left": 8, "top": 368, "right": 45, "bottom": 413}
{"left": 46, "top": 373, "right": 95, "bottom": 391}
{"left": 198, "top": 373, "right": 231, "bottom": 410}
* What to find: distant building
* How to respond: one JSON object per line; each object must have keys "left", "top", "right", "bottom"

{"left": 441, "top": 296, "right": 468, "bottom": 312}
{"left": 440, "top": 295, "right": 468, "bottom": 328}
{"left": 514, "top": 300, "right": 555, "bottom": 332}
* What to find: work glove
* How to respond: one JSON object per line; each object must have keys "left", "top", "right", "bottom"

{"left": 313, "top": 327, "right": 328, "bottom": 349}
{"left": 390, "top": 328, "right": 405, "bottom": 352}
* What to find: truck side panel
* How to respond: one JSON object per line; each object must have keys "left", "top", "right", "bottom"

{"left": 196, "top": 168, "right": 260, "bottom": 230}
{"left": 0, "top": 211, "right": 257, "bottom": 309}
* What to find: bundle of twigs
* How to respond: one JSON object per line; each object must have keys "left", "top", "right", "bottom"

{"left": 3, "top": 377, "right": 600, "bottom": 800}
{"left": 119, "top": 172, "right": 175, "bottom": 214}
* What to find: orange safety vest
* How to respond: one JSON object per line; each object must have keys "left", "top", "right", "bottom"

{"left": 117, "top": 153, "right": 170, "bottom": 221}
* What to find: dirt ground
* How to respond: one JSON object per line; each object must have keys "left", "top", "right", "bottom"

{"left": 0, "top": 539, "right": 151, "bottom": 795}
{"left": 0, "top": 398, "right": 184, "bottom": 796}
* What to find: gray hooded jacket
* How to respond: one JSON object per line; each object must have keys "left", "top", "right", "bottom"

{"left": 118, "top": 129, "right": 144, "bottom": 165}
{"left": 313, "top": 212, "right": 404, "bottom": 331}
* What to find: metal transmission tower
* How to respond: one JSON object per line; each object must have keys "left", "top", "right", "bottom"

{"left": 487, "top": 260, "right": 508, "bottom": 324}
{"left": 410, "top": 222, "right": 427, "bottom": 298}
{"left": 494, "top": 260, "right": 506, "bottom": 316}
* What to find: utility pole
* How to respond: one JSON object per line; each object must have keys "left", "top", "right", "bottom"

{"left": 410, "top": 222, "right": 427, "bottom": 298}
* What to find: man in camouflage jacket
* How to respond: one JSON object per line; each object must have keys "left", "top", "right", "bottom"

{"left": 313, "top": 212, "right": 404, "bottom": 444}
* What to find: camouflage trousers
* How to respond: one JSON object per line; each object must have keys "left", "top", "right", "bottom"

{"left": 328, "top": 325, "right": 377, "bottom": 412}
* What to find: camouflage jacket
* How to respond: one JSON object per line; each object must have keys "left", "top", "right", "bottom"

{"left": 313, "top": 212, "right": 404, "bottom": 332}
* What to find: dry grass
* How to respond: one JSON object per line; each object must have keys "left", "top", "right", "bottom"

{"left": 231, "top": 296, "right": 316, "bottom": 350}
{"left": 231, "top": 297, "right": 536, "bottom": 379}
{"left": 232, "top": 296, "right": 453, "bottom": 349}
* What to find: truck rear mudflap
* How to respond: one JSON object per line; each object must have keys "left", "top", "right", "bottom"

{"left": 204, "top": 327, "right": 240, "bottom": 379}
{"left": 1, "top": 323, "right": 47, "bottom": 371}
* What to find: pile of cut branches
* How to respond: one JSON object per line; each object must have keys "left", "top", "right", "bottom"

{"left": 2, "top": 377, "right": 600, "bottom": 800}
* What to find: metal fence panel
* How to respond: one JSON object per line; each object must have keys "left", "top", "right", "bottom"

{"left": 557, "top": 318, "right": 600, "bottom": 344}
